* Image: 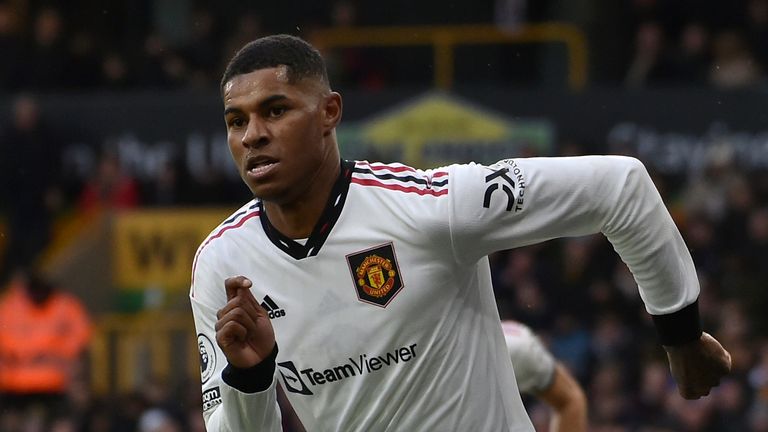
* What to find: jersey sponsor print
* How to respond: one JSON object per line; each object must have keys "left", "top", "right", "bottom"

{"left": 202, "top": 386, "right": 222, "bottom": 411}
{"left": 278, "top": 343, "right": 418, "bottom": 396}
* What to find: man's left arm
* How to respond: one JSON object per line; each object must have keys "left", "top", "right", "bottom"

{"left": 664, "top": 332, "right": 731, "bottom": 399}
{"left": 448, "top": 156, "right": 731, "bottom": 397}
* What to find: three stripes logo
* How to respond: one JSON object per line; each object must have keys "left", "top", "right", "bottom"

{"left": 261, "top": 295, "right": 286, "bottom": 319}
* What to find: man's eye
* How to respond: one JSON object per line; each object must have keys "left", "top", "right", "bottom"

{"left": 229, "top": 118, "right": 245, "bottom": 128}
{"left": 269, "top": 106, "right": 286, "bottom": 117}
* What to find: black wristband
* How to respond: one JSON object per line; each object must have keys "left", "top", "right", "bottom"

{"left": 221, "top": 343, "right": 279, "bottom": 393}
{"left": 651, "top": 299, "right": 703, "bottom": 346}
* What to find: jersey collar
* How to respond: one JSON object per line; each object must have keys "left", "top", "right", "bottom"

{"left": 258, "top": 159, "right": 354, "bottom": 260}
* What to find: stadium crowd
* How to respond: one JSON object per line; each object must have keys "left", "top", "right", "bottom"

{"left": 1, "top": 0, "right": 768, "bottom": 431}
{"left": 0, "top": 0, "right": 767, "bottom": 92}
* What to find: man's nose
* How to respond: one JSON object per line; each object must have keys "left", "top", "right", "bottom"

{"left": 242, "top": 117, "right": 269, "bottom": 148}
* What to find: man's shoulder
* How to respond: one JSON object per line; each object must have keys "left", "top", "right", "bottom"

{"left": 501, "top": 320, "right": 536, "bottom": 347}
{"left": 349, "top": 160, "right": 453, "bottom": 198}
{"left": 195, "top": 200, "right": 261, "bottom": 257}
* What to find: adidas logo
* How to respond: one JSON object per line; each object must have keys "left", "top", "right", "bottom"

{"left": 261, "top": 295, "right": 286, "bottom": 319}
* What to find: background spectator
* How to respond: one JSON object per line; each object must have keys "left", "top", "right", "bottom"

{"left": 0, "top": 267, "right": 92, "bottom": 431}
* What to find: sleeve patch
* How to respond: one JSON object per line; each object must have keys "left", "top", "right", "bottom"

{"left": 483, "top": 159, "right": 527, "bottom": 213}
{"left": 198, "top": 333, "right": 218, "bottom": 384}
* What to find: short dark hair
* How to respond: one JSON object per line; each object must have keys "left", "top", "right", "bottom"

{"left": 220, "top": 34, "right": 329, "bottom": 94}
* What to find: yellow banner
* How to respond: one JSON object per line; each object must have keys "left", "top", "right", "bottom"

{"left": 113, "top": 209, "right": 233, "bottom": 290}
{"left": 338, "top": 92, "right": 553, "bottom": 168}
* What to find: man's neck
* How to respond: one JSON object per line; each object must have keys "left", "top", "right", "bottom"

{"left": 263, "top": 157, "right": 341, "bottom": 239}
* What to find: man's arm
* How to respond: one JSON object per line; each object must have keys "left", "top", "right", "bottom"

{"left": 535, "top": 363, "right": 587, "bottom": 432}
{"left": 190, "top": 249, "right": 282, "bottom": 431}
{"left": 190, "top": 293, "right": 283, "bottom": 432}
{"left": 450, "top": 156, "right": 731, "bottom": 397}
{"left": 664, "top": 332, "right": 731, "bottom": 399}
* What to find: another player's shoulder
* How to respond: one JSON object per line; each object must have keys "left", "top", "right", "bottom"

{"left": 349, "top": 160, "right": 450, "bottom": 197}
{"left": 501, "top": 320, "right": 533, "bottom": 336}
{"left": 500, "top": 320, "right": 537, "bottom": 346}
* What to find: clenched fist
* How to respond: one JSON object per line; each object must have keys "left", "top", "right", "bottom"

{"left": 665, "top": 332, "right": 732, "bottom": 399}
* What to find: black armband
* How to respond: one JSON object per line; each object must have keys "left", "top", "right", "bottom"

{"left": 221, "top": 343, "right": 279, "bottom": 393}
{"left": 651, "top": 299, "right": 702, "bottom": 346}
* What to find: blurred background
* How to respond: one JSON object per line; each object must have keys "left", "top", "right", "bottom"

{"left": 1, "top": 0, "right": 767, "bottom": 431}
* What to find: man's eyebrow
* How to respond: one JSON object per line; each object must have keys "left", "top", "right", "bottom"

{"left": 223, "top": 107, "right": 242, "bottom": 116}
{"left": 223, "top": 95, "right": 288, "bottom": 116}
{"left": 258, "top": 94, "right": 288, "bottom": 107}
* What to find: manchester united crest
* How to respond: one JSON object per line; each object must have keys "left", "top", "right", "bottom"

{"left": 346, "top": 243, "right": 403, "bottom": 307}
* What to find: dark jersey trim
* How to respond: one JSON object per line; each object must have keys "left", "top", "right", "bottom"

{"left": 259, "top": 160, "right": 354, "bottom": 260}
{"left": 352, "top": 167, "right": 448, "bottom": 188}
{"left": 651, "top": 298, "right": 703, "bottom": 346}
{"left": 222, "top": 202, "right": 259, "bottom": 225}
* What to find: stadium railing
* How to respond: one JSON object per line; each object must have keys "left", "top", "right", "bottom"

{"left": 90, "top": 311, "right": 197, "bottom": 395}
{"left": 309, "top": 23, "right": 588, "bottom": 91}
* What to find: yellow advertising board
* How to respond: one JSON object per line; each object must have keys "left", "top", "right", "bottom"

{"left": 338, "top": 92, "right": 553, "bottom": 168}
{"left": 113, "top": 209, "right": 232, "bottom": 290}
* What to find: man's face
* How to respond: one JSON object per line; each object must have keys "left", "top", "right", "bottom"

{"left": 222, "top": 66, "right": 340, "bottom": 203}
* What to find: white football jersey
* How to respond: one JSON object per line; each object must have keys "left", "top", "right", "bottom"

{"left": 501, "top": 320, "right": 556, "bottom": 394}
{"left": 190, "top": 156, "right": 699, "bottom": 431}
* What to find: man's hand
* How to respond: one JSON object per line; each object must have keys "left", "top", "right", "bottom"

{"left": 664, "top": 332, "right": 731, "bottom": 399}
{"left": 215, "top": 276, "right": 276, "bottom": 369}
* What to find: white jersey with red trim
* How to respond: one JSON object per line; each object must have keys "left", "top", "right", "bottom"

{"left": 190, "top": 156, "right": 700, "bottom": 432}
{"left": 501, "top": 320, "right": 556, "bottom": 394}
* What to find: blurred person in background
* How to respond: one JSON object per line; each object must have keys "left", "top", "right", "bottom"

{"left": 100, "top": 50, "right": 132, "bottom": 89}
{"left": 0, "top": 1, "right": 21, "bottom": 89}
{"left": 625, "top": 21, "right": 675, "bottom": 87}
{"left": 137, "top": 408, "right": 181, "bottom": 432}
{"left": 0, "top": 266, "right": 92, "bottom": 430}
{"left": 0, "top": 94, "right": 62, "bottom": 282}
{"left": 669, "top": 22, "right": 711, "bottom": 85}
{"left": 709, "top": 30, "right": 763, "bottom": 89}
{"left": 64, "top": 29, "right": 101, "bottom": 90}
{"left": 22, "top": 6, "right": 67, "bottom": 90}
{"left": 746, "top": 0, "right": 768, "bottom": 71}
{"left": 501, "top": 320, "right": 588, "bottom": 432}
{"left": 182, "top": 6, "right": 223, "bottom": 88}
{"left": 77, "top": 152, "right": 140, "bottom": 213}
{"left": 137, "top": 32, "right": 188, "bottom": 89}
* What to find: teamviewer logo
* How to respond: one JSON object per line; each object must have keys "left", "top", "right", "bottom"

{"left": 277, "top": 361, "right": 313, "bottom": 395}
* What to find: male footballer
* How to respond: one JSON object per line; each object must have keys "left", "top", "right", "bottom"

{"left": 189, "top": 34, "right": 730, "bottom": 431}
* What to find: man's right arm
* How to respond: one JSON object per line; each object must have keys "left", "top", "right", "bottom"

{"left": 190, "top": 295, "right": 282, "bottom": 431}
{"left": 190, "top": 249, "right": 282, "bottom": 431}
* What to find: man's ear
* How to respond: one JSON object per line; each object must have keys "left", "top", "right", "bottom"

{"left": 322, "top": 92, "right": 343, "bottom": 135}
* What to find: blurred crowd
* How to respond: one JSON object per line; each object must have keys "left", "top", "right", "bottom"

{"left": 1, "top": 0, "right": 767, "bottom": 92}
{"left": 2, "top": 0, "right": 768, "bottom": 431}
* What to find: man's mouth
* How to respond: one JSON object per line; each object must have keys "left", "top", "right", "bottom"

{"left": 246, "top": 156, "right": 279, "bottom": 179}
